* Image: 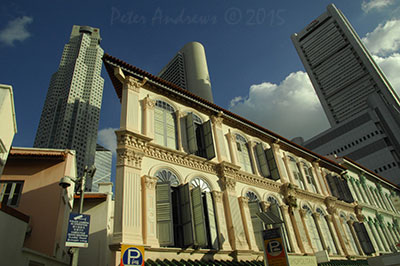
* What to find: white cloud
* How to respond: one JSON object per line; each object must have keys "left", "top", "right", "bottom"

{"left": 362, "top": 20, "right": 400, "bottom": 56}
{"left": 229, "top": 71, "right": 330, "bottom": 140}
{"left": 373, "top": 53, "right": 400, "bottom": 94}
{"left": 361, "top": 0, "right": 394, "bottom": 13}
{"left": 0, "top": 16, "right": 33, "bottom": 46}
{"left": 97, "top": 128, "right": 118, "bottom": 156}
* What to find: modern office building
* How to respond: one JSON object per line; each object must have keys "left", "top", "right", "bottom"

{"left": 291, "top": 3, "right": 400, "bottom": 126}
{"left": 291, "top": 4, "right": 400, "bottom": 185}
{"left": 158, "top": 42, "right": 214, "bottom": 103}
{"left": 34, "top": 25, "right": 104, "bottom": 188}
{"left": 92, "top": 144, "right": 112, "bottom": 192}
{"left": 102, "top": 53, "right": 400, "bottom": 265}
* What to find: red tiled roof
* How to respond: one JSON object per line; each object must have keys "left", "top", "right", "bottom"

{"left": 102, "top": 53, "right": 345, "bottom": 172}
{"left": 9, "top": 147, "right": 69, "bottom": 160}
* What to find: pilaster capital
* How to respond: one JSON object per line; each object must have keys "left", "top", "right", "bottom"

{"left": 212, "top": 191, "right": 223, "bottom": 203}
{"left": 325, "top": 196, "right": 338, "bottom": 215}
{"left": 143, "top": 175, "right": 158, "bottom": 190}
{"left": 175, "top": 109, "right": 185, "bottom": 119}
{"left": 376, "top": 183, "right": 382, "bottom": 192}
{"left": 299, "top": 209, "right": 306, "bottom": 218}
{"left": 260, "top": 201, "right": 270, "bottom": 211}
{"left": 116, "top": 130, "right": 152, "bottom": 149}
{"left": 124, "top": 75, "right": 147, "bottom": 93}
{"left": 238, "top": 196, "right": 249, "bottom": 206}
{"left": 225, "top": 130, "right": 236, "bottom": 143}
{"left": 280, "top": 182, "right": 298, "bottom": 208}
{"left": 142, "top": 95, "right": 155, "bottom": 110}
{"left": 359, "top": 174, "right": 366, "bottom": 185}
{"left": 376, "top": 213, "right": 384, "bottom": 224}
{"left": 220, "top": 176, "right": 236, "bottom": 192}
{"left": 117, "top": 148, "right": 144, "bottom": 169}
{"left": 211, "top": 114, "right": 223, "bottom": 127}
{"left": 354, "top": 205, "right": 364, "bottom": 222}
{"left": 326, "top": 214, "right": 334, "bottom": 222}
{"left": 216, "top": 161, "right": 240, "bottom": 179}
{"left": 312, "top": 212, "right": 321, "bottom": 220}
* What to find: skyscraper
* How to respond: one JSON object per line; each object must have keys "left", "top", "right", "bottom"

{"left": 291, "top": 4, "right": 400, "bottom": 184}
{"left": 92, "top": 144, "right": 112, "bottom": 192}
{"left": 291, "top": 4, "right": 400, "bottom": 126}
{"left": 158, "top": 42, "right": 214, "bottom": 103}
{"left": 34, "top": 25, "right": 104, "bottom": 189}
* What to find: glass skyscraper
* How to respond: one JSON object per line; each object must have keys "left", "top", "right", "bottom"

{"left": 34, "top": 25, "right": 104, "bottom": 189}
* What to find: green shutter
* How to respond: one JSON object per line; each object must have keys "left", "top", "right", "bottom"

{"left": 354, "top": 222, "right": 375, "bottom": 255}
{"left": 205, "top": 192, "right": 219, "bottom": 250}
{"left": 255, "top": 143, "right": 270, "bottom": 177}
{"left": 249, "top": 201, "right": 264, "bottom": 251}
{"left": 156, "top": 182, "right": 174, "bottom": 246}
{"left": 154, "top": 108, "right": 164, "bottom": 145}
{"left": 185, "top": 113, "right": 198, "bottom": 154}
{"left": 191, "top": 186, "right": 208, "bottom": 247}
{"left": 179, "top": 183, "right": 194, "bottom": 247}
{"left": 202, "top": 120, "right": 216, "bottom": 160}
{"left": 266, "top": 148, "right": 280, "bottom": 181}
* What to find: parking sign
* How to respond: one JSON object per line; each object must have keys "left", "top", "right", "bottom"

{"left": 121, "top": 245, "right": 145, "bottom": 266}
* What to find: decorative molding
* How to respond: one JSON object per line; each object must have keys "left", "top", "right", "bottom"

{"left": 116, "top": 130, "right": 152, "bottom": 150}
{"left": 280, "top": 183, "right": 298, "bottom": 208}
{"left": 212, "top": 191, "right": 223, "bottom": 203}
{"left": 220, "top": 176, "right": 236, "bottom": 192}
{"left": 143, "top": 95, "right": 155, "bottom": 110}
{"left": 295, "top": 187, "right": 326, "bottom": 204}
{"left": 143, "top": 175, "right": 158, "bottom": 190}
{"left": 216, "top": 161, "right": 240, "bottom": 178}
{"left": 117, "top": 148, "right": 144, "bottom": 169}
{"left": 299, "top": 209, "right": 306, "bottom": 218}
{"left": 354, "top": 205, "right": 364, "bottom": 222}
{"left": 325, "top": 196, "right": 337, "bottom": 215}
{"left": 211, "top": 114, "right": 223, "bottom": 127}
{"left": 125, "top": 75, "right": 147, "bottom": 93}
{"left": 238, "top": 196, "right": 249, "bottom": 205}
{"left": 235, "top": 171, "right": 282, "bottom": 193}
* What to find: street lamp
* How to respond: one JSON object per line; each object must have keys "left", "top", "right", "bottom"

{"left": 59, "top": 165, "right": 96, "bottom": 266}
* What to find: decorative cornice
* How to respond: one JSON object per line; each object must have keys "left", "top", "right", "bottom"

{"left": 216, "top": 161, "right": 240, "bottom": 178}
{"left": 124, "top": 75, "right": 147, "bottom": 93}
{"left": 294, "top": 187, "right": 326, "bottom": 204}
{"left": 235, "top": 171, "right": 282, "bottom": 192}
{"left": 143, "top": 175, "right": 158, "bottom": 190}
{"left": 116, "top": 130, "right": 152, "bottom": 150}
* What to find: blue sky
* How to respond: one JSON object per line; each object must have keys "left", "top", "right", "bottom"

{"left": 1, "top": 0, "right": 400, "bottom": 181}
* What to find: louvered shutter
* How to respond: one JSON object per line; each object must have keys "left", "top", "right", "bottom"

{"left": 354, "top": 222, "right": 375, "bottom": 255}
{"left": 249, "top": 201, "right": 264, "bottom": 251}
{"left": 326, "top": 174, "right": 339, "bottom": 198}
{"left": 156, "top": 182, "right": 174, "bottom": 246}
{"left": 179, "top": 183, "right": 194, "bottom": 247}
{"left": 154, "top": 108, "right": 164, "bottom": 145}
{"left": 202, "top": 120, "right": 216, "bottom": 160}
{"left": 343, "top": 179, "right": 355, "bottom": 203}
{"left": 205, "top": 192, "right": 219, "bottom": 249}
{"left": 265, "top": 148, "right": 280, "bottom": 181}
{"left": 0, "top": 182, "right": 6, "bottom": 202}
{"left": 255, "top": 143, "right": 270, "bottom": 177}
{"left": 191, "top": 186, "right": 207, "bottom": 247}
{"left": 186, "top": 113, "right": 198, "bottom": 154}
{"left": 166, "top": 111, "right": 176, "bottom": 149}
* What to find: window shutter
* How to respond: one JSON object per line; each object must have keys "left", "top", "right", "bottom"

{"left": 156, "top": 182, "right": 174, "bottom": 246}
{"left": 191, "top": 186, "right": 207, "bottom": 247}
{"left": 326, "top": 174, "right": 339, "bottom": 198}
{"left": 0, "top": 182, "right": 6, "bottom": 202}
{"left": 202, "top": 120, "right": 216, "bottom": 160}
{"left": 165, "top": 112, "right": 176, "bottom": 149}
{"left": 186, "top": 113, "right": 198, "bottom": 154}
{"left": 179, "top": 183, "right": 194, "bottom": 247}
{"left": 154, "top": 108, "right": 164, "bottom": 145}
{"left": 205, "top": 192, "right": 219, "bottom": 250}
{"left": 354, "top": 222, "right": 375, "bottom": 255}
{"left": 249, "top": 201, "right": 264, "bottom": 251}
{"left": 343, "top": 179, "right": 354, "bottom": 203}
{"left": 255, "top": 143, "right": 270, "bottom": 177}
{"left": 265, "top": 148, "right": 280, "bottom": 181}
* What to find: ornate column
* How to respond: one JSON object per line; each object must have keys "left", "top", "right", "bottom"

{"left": 238, "top": 197, "right": 258, "bottom": 250}
{"left": 374, "top": 217, "right": 390, "bottom": 251}
{"left": 119, "top": 75, "right": 146, "bottom": 133}
{"left": 247, "top": 140, "right": 260, "bottom": 176}
{"left": 326, "top": 214, "right": 344, "bottom": 255}
{"left": 212, "top": 190, "right": 232, "bottom": 250}
{"left": 299, "top": 208, "right": 315, "bottom": 253}
{"left": 297, "top": 162, "right": 311, "bottom": 191}
{"left": 312, "top": 212, "right": 327, "bottom": 251}
{"left": 113, "top": 130, "right": 151, "bottom": 245}
{"left": 141, "top": 95, "right": 155, "bottom": 138}
{"left": 225, "top": 130, "right": 238, "bottom": 165}
{"left": 350, "top": 177, "right": 362, "bottom": 203}
{"left": 175, "top": 109, "right": 184, "bottom": 152}
{"left": 280, "top": 205, "right": 299, "bottom": 253}
{"left": 326, "top": 197, "right": 348, "bottom": 256}
{"left": 211, "top": 113, "right": 228, "bottom": 162}
{"left": 141, "top": 175, "right": 159, "bottom": 247}
{"left": 367, "top": 219, "right": 383, "bottom": 252}
{"left": 377, "top": 214, "right": 394, "bottom": 251}
{"left": 347, "top": 220, "right": 364, "bottom": 256}
{"left": 356, "top": 181, "right": 368, "bottom": 204}
{"left": 312, "top": 161, "right": 327, "bottom": 196}
{"left": 270, "top": 142, "right": 287, "bottom": 183}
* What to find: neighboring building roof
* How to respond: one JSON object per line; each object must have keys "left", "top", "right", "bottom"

{"left": 96, "top": 144, "right": 110, "bottom": 152}
{"left": 9, "top": 147, "right": 74, "bottom": 160}
{"left": 0, "top": 84, "right": 17, "bottom": 134}
{"left": 74, "top": 193, "right": 108, "bottom": 200}
{"left": 103, "top": 53, "right": 345, "bottom": 172}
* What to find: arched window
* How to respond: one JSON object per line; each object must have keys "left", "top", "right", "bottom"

{"left": 302, "top": 205, "right": 323, "bottom": 252}
{"left": 316, "top": 208, "right": 337, "bottom": 254}
{"left": 156, "top": 169, "right": 180, "bottom": 186}
{"left": 288, "top": 157, "right": 306, "bottom": 190}
{"left": 235, "top": 134, "right": 253, "bottom": 173}
{"left": 154, "top": 100, "right": 177, "bottom": 149}
{"left": 340, "top": 213, "right": 360, "bottom": 255}
{"left": 267, "top": 196, "right": 291, "bottom": 252}
{"left": 303, "top": 163, "right": 318, "bottom": 193}
{"left": 245, "top": 191, "right": 264, "bottom": 251}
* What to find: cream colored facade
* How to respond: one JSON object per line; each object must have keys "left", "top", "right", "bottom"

{"left": 0, "top": 84, "right": 17, "bottom": 176}
{"left": 103, "top": 54, "right": 400, "bottom": 265}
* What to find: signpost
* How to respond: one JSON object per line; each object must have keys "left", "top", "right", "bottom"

{"left": 121, "top": 245, "right": 145, "bottom": 266}
{"left": 66, "top": 213, "right": 91, "bottom": 248}
{"left": 263, "top": 228, "right": 289, "bottom": 266}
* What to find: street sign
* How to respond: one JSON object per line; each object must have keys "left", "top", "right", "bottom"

{"left": 121, "top": 245, "right": 145, "bottom": 266}
{"left": 66, "top": 213, "right": 91, "bottom": 248}
{"left": 263, "top": 228, "right": 289, "bottom": 266}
